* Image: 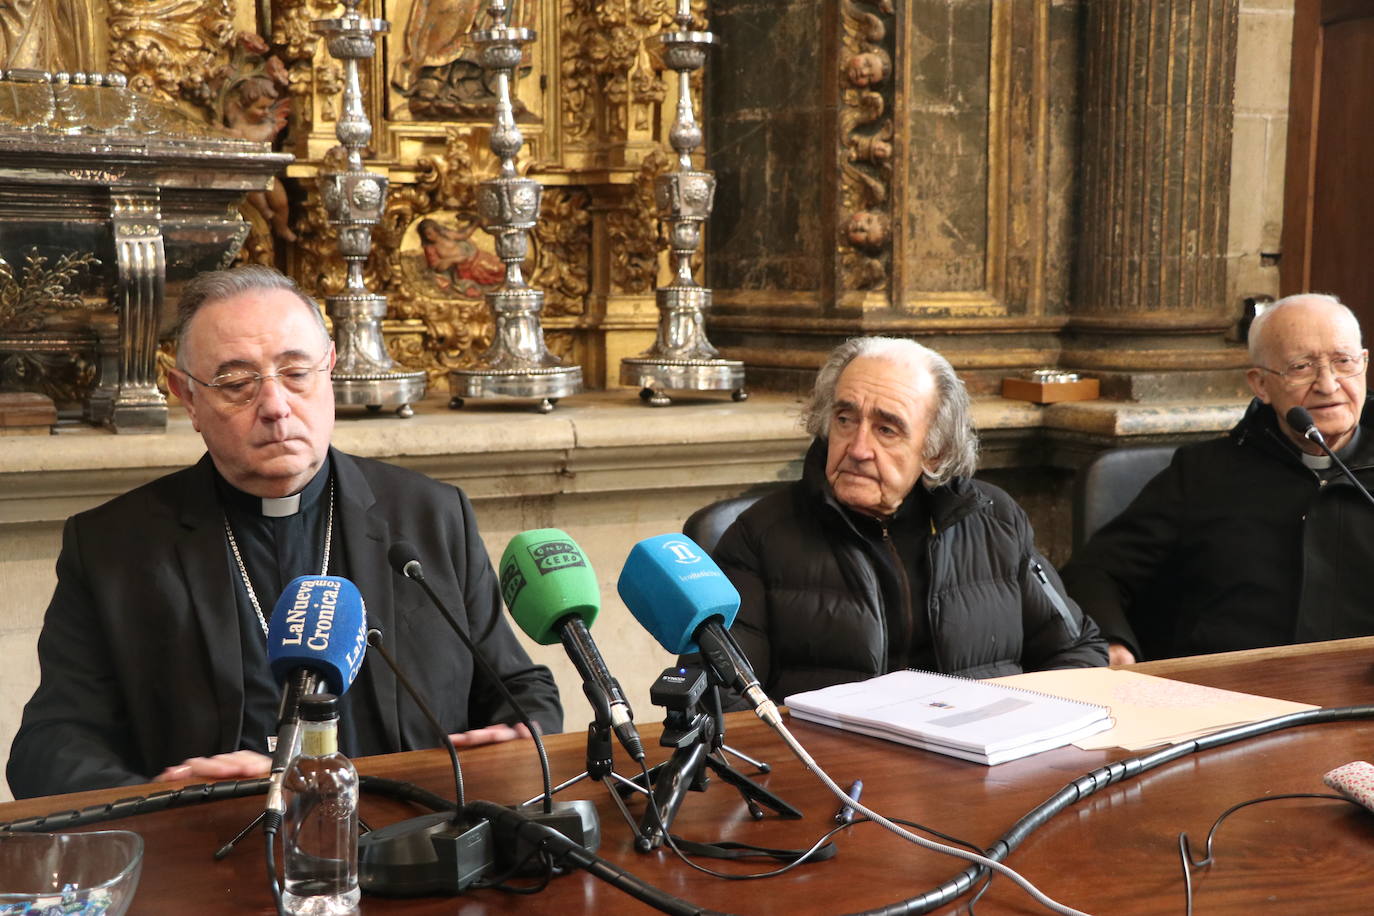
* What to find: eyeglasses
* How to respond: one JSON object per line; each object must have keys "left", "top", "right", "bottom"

{"left": 182, "top": 356, "right": 331, "bottom": 408}
{"left": 1255, "top": 352, "right": 1367, "bottom": 387}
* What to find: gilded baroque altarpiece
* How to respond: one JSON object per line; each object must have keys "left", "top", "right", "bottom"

{"left": 73, "top": 0, "right": 697, "bottom": 390}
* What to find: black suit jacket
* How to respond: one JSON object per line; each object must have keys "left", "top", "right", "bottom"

{"left": 7, "top": 449, "right": 562, "bottom": 799}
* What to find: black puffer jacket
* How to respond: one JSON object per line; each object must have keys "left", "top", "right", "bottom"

{"left": 714, "top": 440, "right": 1107, "bottom": 703}
{"left": 1063, "top": 398, "right": 1374, "bottom": 660}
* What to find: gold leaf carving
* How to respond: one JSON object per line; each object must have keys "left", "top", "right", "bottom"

{"left": 606, "top": 148, "right": 670, "bottom": 295}
{"left": 108, "top": 0, "right": 235, "bottom": 109}
{"left": 837, "top": 0, "right": 894, "bottom": 292}
{"left": 561, "top": 0, "right": 680, "bottom": 143}
{"left": 544, "top": 330, "right": 575, "bottom": 364}
{"left": 533, "top": 188, "right": 590, "bottom": 318}
{"left": 0, "top": 250, "right": 102, "bottom": 332}
{"left": 273, "top": 0, "right": 340, "bottom": 130}
{"left": 367, "top": 133, "right": 494, "bottom": 372}
{"left": 294, "top": 175, "right": 350, "bottom": 301}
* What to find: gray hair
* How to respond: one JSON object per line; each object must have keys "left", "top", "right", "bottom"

{"left": 1247, "top": 292, "right": 1358, "bottom": 365}
{"left": 174, "top": 265, "right": 328, "bottom": 369}
{"left": 802, "top": 336, "right": 980, "bottom": 486}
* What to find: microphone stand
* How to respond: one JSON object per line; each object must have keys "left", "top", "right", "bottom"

{"left": 520, "top": 686, "right": 645, "bottom": 840}
{"left": 629, "top": 666, "right": 800, "bottom": 852}
{"left": 215, "top": 672, "right": 376, "bottom": 860}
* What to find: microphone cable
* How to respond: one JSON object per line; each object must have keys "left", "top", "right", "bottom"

{"left": 0, "top": 777, "right": 272, "bottom": 833}
{"left": 463, "top": 799, "right": 728, "bottom": 916}
{"left": 633, "top": 751, "right": 987, "bottom": 882}
{"left": 764, "top": 717, "right": 1093, "bottom": 916}
{"left": 1178, "top": 791, "right": 1357, "bottom": 916}
{"left": 831, "top": 702, "right": 1374, "bottom": 915}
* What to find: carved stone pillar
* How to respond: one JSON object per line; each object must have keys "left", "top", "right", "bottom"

{"left": 1069, "top": 0, "right": 1242, "bottom": 373}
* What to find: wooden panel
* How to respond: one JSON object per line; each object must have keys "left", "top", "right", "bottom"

{"left": 1282, "top": 0, "right": 1374, "bottom": 336}
{"left": 1308, "top": 14, "right": 1374, "bottom": 332}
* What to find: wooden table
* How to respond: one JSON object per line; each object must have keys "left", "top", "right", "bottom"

{"left": 4, "top": 638, "right": 1373, "bottom": 915}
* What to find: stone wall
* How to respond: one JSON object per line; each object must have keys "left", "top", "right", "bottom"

{"left": 705, "top": 0, "right": 1295, "bottom": 413}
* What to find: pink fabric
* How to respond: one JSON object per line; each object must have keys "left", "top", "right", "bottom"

{"left": 1323, "top": 760, "right": 1374, "bottom": 812}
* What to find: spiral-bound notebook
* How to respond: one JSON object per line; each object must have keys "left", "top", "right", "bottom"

{"left": 785, "top": 669, "right": 1113, "bottom": 765}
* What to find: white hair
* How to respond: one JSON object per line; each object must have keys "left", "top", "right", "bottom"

{"left": 1247, "top": 293, "right": 1359, "bottom": 366}
{"left": 802, "top": 336, "right": 980, "bottom": 486}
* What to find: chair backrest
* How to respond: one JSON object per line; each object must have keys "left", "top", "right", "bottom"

{"left": 683, "top": 492, "right": 773, "bottom": 554}
{"left": 1072, "top": 445, "right": 1178, "bottom": 550}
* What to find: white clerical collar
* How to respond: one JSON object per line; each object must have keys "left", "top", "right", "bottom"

{"left": 1300, "top": 451, "right": 1332, "bottom": 470}
{"left": 261, "top": 493, "right": 301, "bottom": 517}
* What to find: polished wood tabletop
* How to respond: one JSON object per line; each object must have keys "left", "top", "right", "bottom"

{"left": 3, "top": 638, "right": 1373, "bottom": 915}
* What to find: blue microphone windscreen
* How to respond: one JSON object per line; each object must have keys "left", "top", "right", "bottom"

{"left": 267, "top": 576, "right": 368, "bottom": 695}
{"left": 617, "top": 534, "right": 739, "bottom": 655}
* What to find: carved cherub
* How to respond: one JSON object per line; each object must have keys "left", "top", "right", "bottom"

{"left": 846, "top": 209, "right": 891, "bottom": 253}
{"left": 224, "top": 70, "right": 295, "bottom": 242}
{"left": 849, "top": 120, "right": 895, "bottom": 167}
{"left": 846, "top": 48, "right": 891, "bottom": 89}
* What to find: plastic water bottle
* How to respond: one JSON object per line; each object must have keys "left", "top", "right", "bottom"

{"left": 281, "top": 693, "right": 360, "bottom": 915}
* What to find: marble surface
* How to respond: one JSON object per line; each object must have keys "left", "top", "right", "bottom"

{"left": 0, "top": 392, "right": 1250, "bottom": 474}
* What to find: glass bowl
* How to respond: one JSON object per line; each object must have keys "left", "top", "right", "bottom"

{"left": 0, "top": 830, "right": 143, "bottom": 916}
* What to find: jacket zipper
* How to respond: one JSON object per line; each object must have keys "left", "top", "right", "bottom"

{"left": 1030, "top": 560, "right": 1081, "bottom": 638}
{"left": 879, "top": 522, "right": 914, "bottom": 670}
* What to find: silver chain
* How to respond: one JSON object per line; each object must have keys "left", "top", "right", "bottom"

{"left": 224, "top": 477, "right": 335, "bottom": 636}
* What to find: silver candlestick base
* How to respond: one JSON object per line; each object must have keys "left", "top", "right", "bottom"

{"left": 328, "top": 293, "right": 428, "bottom": 418}
{"left": 621, "top": 286, "right": 745, "bottom": 406}
{"left": 619, "top": 6, "right": 744, "bottom": 407}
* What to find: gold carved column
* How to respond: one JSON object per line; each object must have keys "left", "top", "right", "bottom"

{"left": 1067, "top": 0, "right": 1245, "bottom": 378}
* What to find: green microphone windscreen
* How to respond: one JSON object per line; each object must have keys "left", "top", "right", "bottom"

{"left": 499, "top": 528, "right": 600, "bottom": 645}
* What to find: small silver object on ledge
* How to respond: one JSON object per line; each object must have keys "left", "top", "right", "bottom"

{"left": 1028, "top": 369, "right": 1080, "bottom": 384}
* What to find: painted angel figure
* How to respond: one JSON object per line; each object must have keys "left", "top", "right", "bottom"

{"left": 418, "top": 217, "right": 505, "bottom": 297}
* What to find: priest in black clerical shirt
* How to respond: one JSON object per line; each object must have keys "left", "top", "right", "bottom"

{"left": 7, "top": 266, "right": 561, "bottom": 799}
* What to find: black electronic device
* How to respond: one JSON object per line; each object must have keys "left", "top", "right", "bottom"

{"left": 629, "top": 665, "right": 799, "bottom": 852}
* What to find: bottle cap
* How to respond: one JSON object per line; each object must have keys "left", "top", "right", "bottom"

{"left": 300, "top": 693, "right": 340, "bottom": 723}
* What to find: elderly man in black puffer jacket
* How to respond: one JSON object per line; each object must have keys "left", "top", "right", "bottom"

{"left": 713, "top": 337, "right": 1107, "bottom": 704}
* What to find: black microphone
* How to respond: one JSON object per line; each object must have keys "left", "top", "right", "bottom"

{"left": 1286, "top": 405, "right": 1325, "bottom": 446}
{"left": 386, "top": 539, "right": 600, "bottom": 870}
{"left": 385, "top": 540, "right": 554, "bottom": 805}
{"left": 1285, "top": 406, "right": 1374, "bottom": 509}
{"left": 356, "top": 626, "right": 495, "bottom": 897}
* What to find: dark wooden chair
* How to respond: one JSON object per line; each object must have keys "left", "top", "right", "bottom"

{"left": 1072, "top": 445, "right": 1178, "bottom": 550}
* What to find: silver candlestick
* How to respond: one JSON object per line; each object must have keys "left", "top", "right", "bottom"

{"left": 313, "top": 0, "right": 426, "bottom": 418}
{"left": 448, "top": 0, "right": 581, "bottom": 414}
{"left": 620, "top": 0, "right": 745, "bottom": 407}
